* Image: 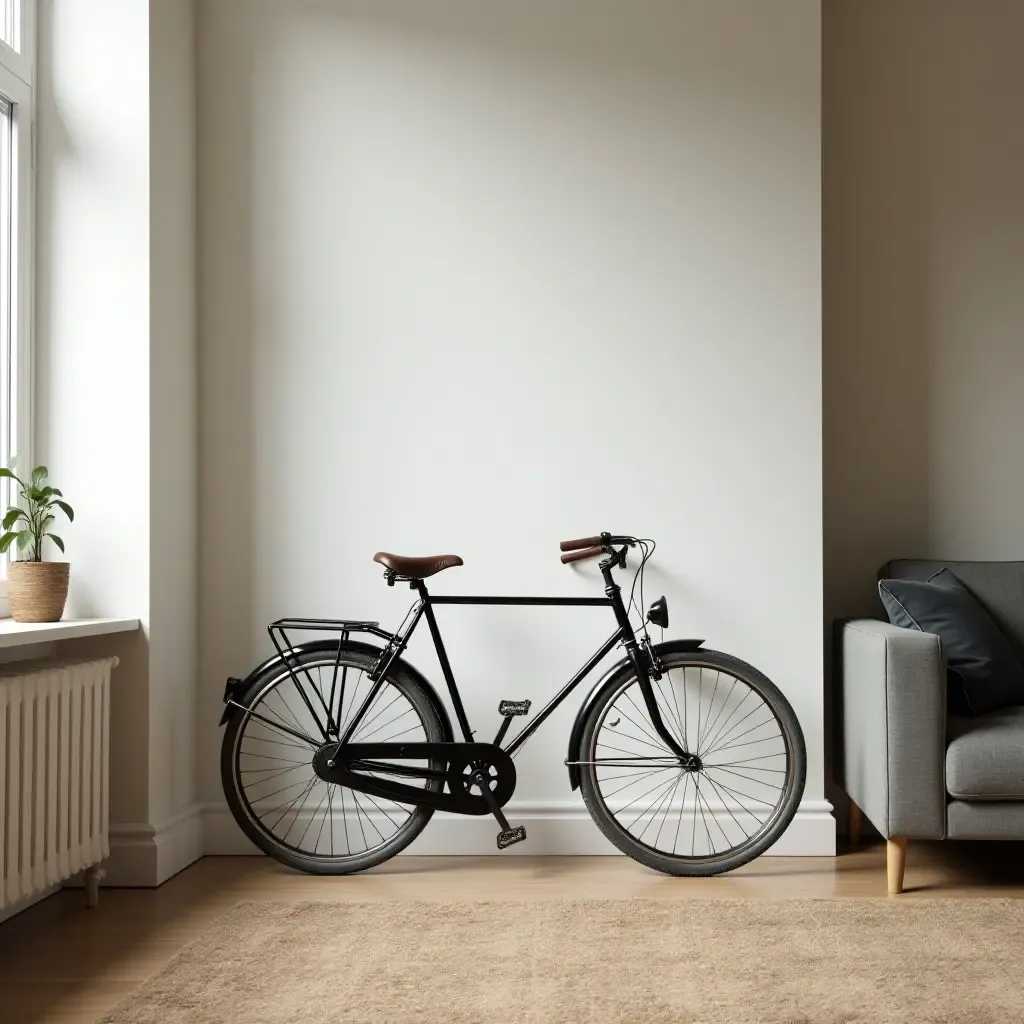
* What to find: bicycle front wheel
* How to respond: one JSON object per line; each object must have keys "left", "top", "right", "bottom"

{"left": 577, "top": 648, "right": 805, "bottom": 875}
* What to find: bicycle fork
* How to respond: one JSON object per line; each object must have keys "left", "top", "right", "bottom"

{"left": 602, "top": 563, "right": 698, "bottom": 769}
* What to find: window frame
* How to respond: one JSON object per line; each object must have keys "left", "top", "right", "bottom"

{"left": 0, "top": 0, "right": 35, "bottom": 599}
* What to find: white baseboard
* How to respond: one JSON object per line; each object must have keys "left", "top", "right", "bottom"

{"left": 203, "top": 799, "right": 835, "bottom": 857}
{"left": 106, "top": 803, "right": 205, "bottom": 886}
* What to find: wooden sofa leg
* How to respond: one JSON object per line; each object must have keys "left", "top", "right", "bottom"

{"left": 887, "top": 837, "right": 908, "bottom": 895}
{"left": 848, "top": 801, "right": 862, "bottom": 846}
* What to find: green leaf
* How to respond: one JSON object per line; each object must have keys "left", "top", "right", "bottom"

{"left": 2, "top": 508, "right": 25, "bottom": 530}
{"left": 50, "top": 488, "right": 62, "bottom": 497}
{"left": 54, "top": 500, "right": 74, "bottom": 522}
{"left": 0, "top": 532, "right": 15, "bottom": 553}
{"left": 31, "top": 465, "right": 48, "bottom": 486}
{"left": 0, "top": 468, "right": 15, "bottom": 480}
{"left": 49, "top": 535, "right": 65, "bottom": 554}
{"left": 15, "top": 530, "right": 32, "bottom": 550}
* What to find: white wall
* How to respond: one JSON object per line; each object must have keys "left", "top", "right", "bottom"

{"left": 824, "top": 0, "right": 1024, "bottom": 627}
{"left": 196, "top": 0, "right": 828, "bottom": 852}
{"left": 36, "top": 0, "right": 200, "bottom": 882}
{"left": 36, "top": 0, "right": 153, "bottom": 829}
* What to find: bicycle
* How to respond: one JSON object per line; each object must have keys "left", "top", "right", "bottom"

{"left": 219, "top": 533, "right": 806, "bottom": 876}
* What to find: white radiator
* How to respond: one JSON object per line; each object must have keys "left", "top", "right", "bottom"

{"left": 0, "top": 657, "right": 117, "bottom": 912}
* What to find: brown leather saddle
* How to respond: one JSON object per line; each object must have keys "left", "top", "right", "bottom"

{"left": 373, "top": 551, "right": 464, "bottom": 579}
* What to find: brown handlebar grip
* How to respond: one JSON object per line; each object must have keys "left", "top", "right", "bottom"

{"left": 560, "top": 545, "right": 603, "bottom": 564}
{"left": 560, "top": 535, "right": 603, "bottom": 552}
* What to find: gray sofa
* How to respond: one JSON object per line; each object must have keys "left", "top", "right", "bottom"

{"left": 837, "top": 560, "right": 1024, "bottom": 894}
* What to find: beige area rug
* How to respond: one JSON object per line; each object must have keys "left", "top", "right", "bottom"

{"left": 102, "top": 899, "right": 1024, "bottom": 1023}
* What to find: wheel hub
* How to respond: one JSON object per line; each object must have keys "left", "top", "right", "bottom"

{"left": 680, "top": 753, "right": 703, "bottom": 772}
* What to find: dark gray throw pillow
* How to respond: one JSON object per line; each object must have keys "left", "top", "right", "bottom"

{"left": 878, "top": 569, "right": 1024, "bottom": 715}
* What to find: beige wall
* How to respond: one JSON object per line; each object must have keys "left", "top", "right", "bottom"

{"left": 824, "top": 0, "right": 1024, "bottom": 625}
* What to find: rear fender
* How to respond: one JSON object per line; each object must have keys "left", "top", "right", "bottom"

{"left": 565, "top": 638, "right": 705, "bottom": 790}
{"left": 218, "top": 638, "right": 455, "bottom": 742}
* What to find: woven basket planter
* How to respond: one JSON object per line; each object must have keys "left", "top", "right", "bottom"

{"left": 8, "top": 561, "right": 70, "bottom": 622}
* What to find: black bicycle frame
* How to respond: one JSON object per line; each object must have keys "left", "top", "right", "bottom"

{"left": 330, "top": 558, "right": 690, "bottom": 761}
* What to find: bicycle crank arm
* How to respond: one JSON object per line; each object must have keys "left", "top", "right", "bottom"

{"left": 313, "top": 741, "right": 516, "bottom": 816}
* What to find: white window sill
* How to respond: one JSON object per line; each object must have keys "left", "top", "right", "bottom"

{"left": 0, "top": 617, "right": 140, "bottom": 649}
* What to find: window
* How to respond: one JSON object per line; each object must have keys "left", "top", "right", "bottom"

{"left": 0, "top": 0, "right": 33, "bottom": 593}
{"left": 0, "top": 1, "right": 15, "bottom": 50}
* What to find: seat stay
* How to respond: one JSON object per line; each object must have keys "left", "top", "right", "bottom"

{"left": 341, "top": 600, "right": 428, "bottom": 743}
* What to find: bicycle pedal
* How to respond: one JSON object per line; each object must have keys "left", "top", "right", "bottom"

{"left": 497, "top": 825, "right": 527, "bottom": 850}
{"left": 498, "top": 700, "right": 531, "bottom": 717}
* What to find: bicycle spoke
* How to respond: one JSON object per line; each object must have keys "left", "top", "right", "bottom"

{"left": 238, "top": 749, "right": 307, "bottom": 765}
{"left": 352, "top": 702, "right": 416, "bottom": 743}
{"left": 695, "top": 669, "right": 704, "bottom": 753}
{"left": 707, "top": 753, "right": 786, "bottom": 768}
{"left": 698, "top": 673, "right": 739, "bottom": 755}
{"left": 622, "top": 692, "right": 673, "bottom": 750}
{"left": 702, "top": 770, "right": 758, "bottom": 844}
{"left": 653, "top": 774, "right": 684, "bottom": 847}
{"left": 623, "top": 774, "right": 680, "bottom": 831}
{"left": 698, "top": 671, "right": 722, "bottom": 754}
{"left": 706, "top": 764, "right": 786, "bottom": 793}
{"left": 297, "top": 784, "right": 331, "bottom": 851}
{"left": 702, "top": 774, "right": 774, "bottom": 814}
{"left": 703, "top": 732, "right": 784, "bottom": 758}
{"left": 672, "top": 773, "right": 690, "bottom": 855}
{"left": 698, "top": 688, "right": 754, "bottom": 758}
{"left": 350, "top": 691, "right": 404, "bottom": 742}
{"left": 695, "top": 776, "right": 730, "bottom": 853}
{"left": 701, "top": 694, "right": 766, "bottom": 758}
{"left": 265, "top": 775, "right": 318, "bottom": 833}
{"left": 601, "top": 764, "right": 677, "bottom": 800}
{"left": 703, "top": 713, "right": 778, "bottom": 758}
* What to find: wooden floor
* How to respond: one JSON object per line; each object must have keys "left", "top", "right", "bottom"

{"left": 2, "top": 842, "right": 1024, "bottom": 1023}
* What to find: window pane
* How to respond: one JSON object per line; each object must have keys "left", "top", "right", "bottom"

{"left": 0, "top": 2, "right": 15, "bottom": 51}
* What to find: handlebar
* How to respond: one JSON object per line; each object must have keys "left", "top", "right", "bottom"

{"left": 559, "top": 533, "right": 638, "bottom": 565}
{"left": 560, "top": 545, "right": 604, "bottom": 564}
{"left": 560, "top": 536, "right": 603, "bottom": 552}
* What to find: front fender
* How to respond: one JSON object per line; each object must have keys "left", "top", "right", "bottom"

{"left": 218, "top": 638, "right": 455, "bottom": 742}
{"left": 565, "top": 638, "right": 704, "bottom": 790}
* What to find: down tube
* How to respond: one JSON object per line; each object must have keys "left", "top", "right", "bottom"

{"left": 503, "top": 630, "right": 623, "bottom": 756}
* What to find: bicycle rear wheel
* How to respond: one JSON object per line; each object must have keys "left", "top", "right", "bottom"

{"left": 577, "top": 647, "right": 805, "bottom": 875}
{"left": 221, "top": 646, "right": 445, "bottom": 874}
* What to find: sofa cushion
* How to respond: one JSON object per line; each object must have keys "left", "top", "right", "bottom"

{"left": 947, "top": 706, "right": 1024, "bottom": 800}
{"left": 879, "top": 569, "right": 1024, "bottom": 715}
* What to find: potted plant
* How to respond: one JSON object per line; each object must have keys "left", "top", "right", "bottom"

{"left": 0, "top": 465, "right": 75, "bottom": 622}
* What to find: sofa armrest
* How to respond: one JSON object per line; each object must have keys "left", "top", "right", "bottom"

{"left": 838, "top": 619, "right": 946, "bottom": 839}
